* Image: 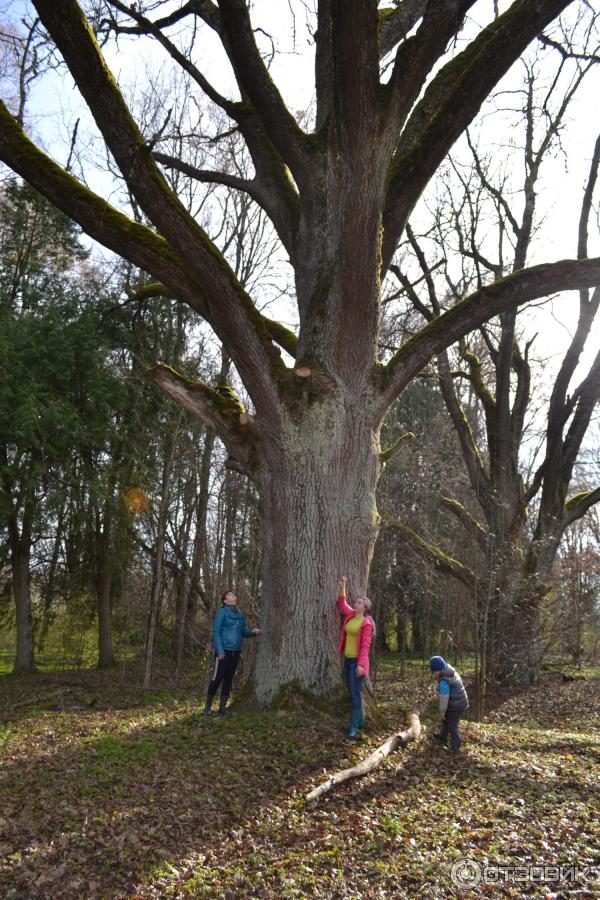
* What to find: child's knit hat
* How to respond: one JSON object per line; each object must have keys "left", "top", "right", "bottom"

{"left": 429, "top": 655, "right": 446, "bottom": 672}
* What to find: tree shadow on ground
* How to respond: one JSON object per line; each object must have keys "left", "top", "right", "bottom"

{"left": 0, "top": 674, "right": 359, "bottom": 899}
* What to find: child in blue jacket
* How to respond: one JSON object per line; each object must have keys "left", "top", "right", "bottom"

{"left": 203, "top": 590, "right": 260, "bottom": 716}
{"left": 430, "top": 655, "right": 469, "bottom": 753}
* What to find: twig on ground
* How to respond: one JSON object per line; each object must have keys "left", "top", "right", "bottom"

{"left": 306, "top": 708, "right": 422, "bottom": 802}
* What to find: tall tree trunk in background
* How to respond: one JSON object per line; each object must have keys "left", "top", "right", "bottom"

{"left": 397, "top": 589, "right": 408, "bottom": 676}
{"left": 144, "top": 415, "right": 181, "bottom": 689}
{"left": 38, "top": 501, "right": 66, "bottom": 652}
{"left": 96, "top": 503, "right": 115, "bottom": 669}
{"left": 11, "top": 526, "right": 35, "bottom": 672}
{"left": 7, "top": 485, "right": 35, "bottom": 673}
{"left": 183, "top": 429, "right": 217, "bottom": 655}
{"left": 172, "top": 469, "right": 195, "bottom": 666}
{"left": 173, "top": 570, "right": 189, "bottom": 673}
{"left": 221, "top": 469, "right": 239, "bottom": 590}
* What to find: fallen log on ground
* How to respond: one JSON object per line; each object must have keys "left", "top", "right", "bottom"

{"left": 306, "top": 708, "right": 422, "bottom": 802}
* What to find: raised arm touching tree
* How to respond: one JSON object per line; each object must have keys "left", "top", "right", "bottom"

{"left": 1, "top": 1, "right": 600, "bottom": 702}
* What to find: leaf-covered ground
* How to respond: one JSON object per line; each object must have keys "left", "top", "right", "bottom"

{"left": 1, "top": 658, "right": 598, "bottom": 899}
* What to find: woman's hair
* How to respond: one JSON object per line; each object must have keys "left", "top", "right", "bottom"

{"left": 221, "top": 589, "right": 234, "bottom": 604}
{"left": 360, "top": 597, "right": 377, "bottom": 637}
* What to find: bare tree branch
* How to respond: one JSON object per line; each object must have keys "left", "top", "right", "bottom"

{"left": 382, "top": 0, "right": 575, "bottom": 271}
{"left": 383, "top": 518, "right": 478, "bottom": 591}
{"left": 306, "top": 709, "right": 422, "bottom": 803}
{"left": 440, "top": 496, "right": 488, "bottom": 553}
{"left": 146, "top": 364, "right": 256, "bottom": 477}
{"left": 378, "top": 256, "right": 600, "bottom": 417}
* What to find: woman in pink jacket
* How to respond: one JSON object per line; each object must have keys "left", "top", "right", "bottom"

{"left": 337, "top": 575, "right": 375, "bottom": 737}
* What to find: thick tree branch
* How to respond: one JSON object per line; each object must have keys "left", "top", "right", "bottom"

{"left": 564, "top": 486, "right": 600, "bottom": 528}
{"left": 510, "top": 342, "right": 531, "bottom": 457}
{"left": 216, "top": 0, "right": 311, "bottom": 188}
{"left": 385, "top": 1, "right": 476, "bottom": 141}
{"left": 377, "top": 257, "right": 600, "bottom": 418}
{"left": 380, "top": 431, "right": 415, "bottom": 465}
{"left": 383, "top": 518, "right": 478, "bottom": 591}
{"left": 146, "top": 364, "right": 256, "bottom": 476}
{"left": 315, "top": 0, "right": 334, "bottom": 130}
{"left": 382, "top": 0, "right": 574, "bottom": 271}
{"left": 440, "top": 496, "right": 488, "bottom": 553}
{"left": 259, "top": 315, "right": 298, "bottom": 359}
{"left": 330, "top": 0, "right": 380, "bottom": 152}
{"left": 462, "top": 348, "right": 495, "bottom": 417}
{"left": 561, "top": 345, "right": 600, "bottom": 480}
{"left": 379, "top": 1, "right": 426, "bottom": 58}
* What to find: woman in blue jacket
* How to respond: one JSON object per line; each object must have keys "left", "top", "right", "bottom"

{"left": 202, "top": 590, "right": 260, "bottom": 716}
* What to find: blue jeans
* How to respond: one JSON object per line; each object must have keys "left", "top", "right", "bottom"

{"left": 344, "top": 658, "right": 364, "bottom": 712}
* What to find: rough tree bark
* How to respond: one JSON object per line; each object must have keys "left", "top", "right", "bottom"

{"left": 1, "top": 0, "right": 600, "bottom": 702}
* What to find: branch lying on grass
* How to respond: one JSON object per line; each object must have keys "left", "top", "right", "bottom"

{"left": 306, "top": 708, "right": 422, "bottom": 803}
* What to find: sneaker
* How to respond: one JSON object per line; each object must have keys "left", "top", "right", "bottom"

{"left": 201, "top": 708, "right": 212, "bottom": 717}
{"left": 216, "top": 708, "right": 231, "bottom": 717}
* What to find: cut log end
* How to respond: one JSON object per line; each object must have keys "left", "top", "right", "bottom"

{"left": 295, "top": 366, "right": 312, "bottom": 378}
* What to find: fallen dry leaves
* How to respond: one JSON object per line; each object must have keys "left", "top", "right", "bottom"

{"left": 0, "top": 660, "right": 598, "bottom": 898}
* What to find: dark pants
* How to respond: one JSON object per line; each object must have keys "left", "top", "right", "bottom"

{"left": 344, "top": 658, "right": 364, "bottom": 713}
{"left": 439, "top": 707, "right": 467, "bottom": 751}
{"left": 206, "top": 650, "right": 241, "bottom": 709}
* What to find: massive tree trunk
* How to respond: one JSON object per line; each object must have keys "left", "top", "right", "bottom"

{"left": 254, "top": 398, "right": 381, "bottom": 703}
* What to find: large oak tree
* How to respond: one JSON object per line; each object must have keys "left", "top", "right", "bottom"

{"left": 2, "top": 0, "right": 600, "bottom": 702}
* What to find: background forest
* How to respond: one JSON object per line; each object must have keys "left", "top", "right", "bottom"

{"left": 1, "top": 169, "right": 599, "bottom": 701}
{"left": 0, "top": 0, "right": 600, "bottom": 713}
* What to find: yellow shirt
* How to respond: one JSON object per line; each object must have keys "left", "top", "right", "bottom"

{"left": 344, "top": 615, "right": 364, "bottom": 658}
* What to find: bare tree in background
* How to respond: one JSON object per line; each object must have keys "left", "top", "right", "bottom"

{"left": 388, "top": 45, "right": 600, "bottom": 700}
